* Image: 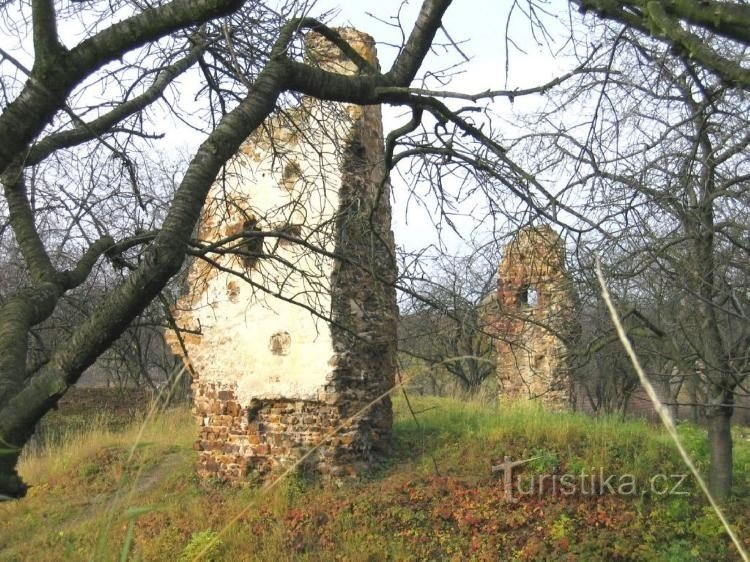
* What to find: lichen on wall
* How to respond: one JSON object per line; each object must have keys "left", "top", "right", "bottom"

{"left": 165, "top": 28, "right": 397, "bottom": 483}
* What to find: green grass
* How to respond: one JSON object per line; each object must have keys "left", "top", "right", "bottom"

{"left": 0, "top": 395, "right": 747, "bottom": 561}
{"left": 392, "top": 397, "right": 744, "bottom": 489}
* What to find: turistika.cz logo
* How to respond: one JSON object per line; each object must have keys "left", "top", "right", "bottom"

{"left": 492, "top": 455, "right": 689, "bottom": 502}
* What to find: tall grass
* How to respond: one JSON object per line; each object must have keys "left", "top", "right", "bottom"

{"left": 393, "top": 395, "right": 744, "bottom": 490}
{"left": 18, "top": 407, "right": 195, "bottom": 486}
{"left": 2, "top": 393, "right": 747, "bottom": 561}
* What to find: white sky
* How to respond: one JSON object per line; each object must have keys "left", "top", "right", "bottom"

{"left": 1, "top": 0, "right": 579, "bottom": 258}
{"left": 311, "top": 0, "right": 578, "bottom": 255}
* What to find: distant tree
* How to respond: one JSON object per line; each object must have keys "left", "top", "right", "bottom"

{"left": 573, "top": 299, "right": 640, "bottom": 416}
{"left": 399, "top": 253, "right": 497, "bottom": 396}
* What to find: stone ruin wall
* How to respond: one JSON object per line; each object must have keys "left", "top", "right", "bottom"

{"left": 166, "top": 29, "right": 397, "bottom": 483}
{"left": 484, "top": 226, "right": 577, "bottom": 410}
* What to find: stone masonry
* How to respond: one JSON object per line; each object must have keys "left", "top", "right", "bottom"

{"left": 166, "top": 29, "right": 397, "bottom": 483}
{"left": 484, "top": 226, "right": 576, "bottom": 410}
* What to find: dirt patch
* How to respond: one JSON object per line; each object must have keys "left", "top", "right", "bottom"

{"left": 56, "top": 387, "right": 154, "bottom": 419}
{"left": 25, "top": 388, "right": 159, "bottom": 456}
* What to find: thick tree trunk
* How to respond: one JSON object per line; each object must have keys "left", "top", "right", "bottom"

{"left": 0, "top": 423, "right": 35, "bottom": 499}
{"left": 707, "top": 400, "right": 733, "bottom": 502}
{"left": 0, "top": 451, "right": 26, "bottom": 499}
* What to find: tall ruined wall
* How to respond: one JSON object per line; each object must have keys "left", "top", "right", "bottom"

{"left": 166, "top": 29, "right": 397, "bottom": 483}
{"left": 484, "top": 226, "right": 576, "bottom": 410}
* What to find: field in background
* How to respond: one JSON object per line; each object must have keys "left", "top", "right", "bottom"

{"left": 1, "top": 392, "right": 748, "bottom": 561}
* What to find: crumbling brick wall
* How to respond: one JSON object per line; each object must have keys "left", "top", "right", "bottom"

{"left": 484, "top": 226, "right": 576, "bottom": 410}
{"left": 166, "top": 29, "right": 397, "bottom": 483}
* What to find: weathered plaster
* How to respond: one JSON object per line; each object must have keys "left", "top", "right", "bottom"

{"left": 166, "top": 29, "right": 397, "bottom": 482}
{"left": 168, "top": 107, "right": 343, "bottom": 402}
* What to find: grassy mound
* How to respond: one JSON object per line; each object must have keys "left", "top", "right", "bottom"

{"left": 1, "top": 396, "right": 748, "bottom": 561}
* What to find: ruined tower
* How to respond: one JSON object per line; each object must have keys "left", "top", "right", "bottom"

{"left": 486, "top": 226, "right": 576, "bottom": 410}
{"left": 166, "top": 29, "right": 397, "bottom": 483}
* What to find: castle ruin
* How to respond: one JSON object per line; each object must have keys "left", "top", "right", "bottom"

{"left": 484, "top": 225, "right": 576, "bottom": 410}
{"left": 166, "top": 29, "right": 397, "bottom": 483}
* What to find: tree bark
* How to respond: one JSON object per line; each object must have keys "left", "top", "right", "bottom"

{"left": 707, "top": 398, "right": 733, "bottom": 502}
{"left": 0, "top": 452, "right": 27, "bottom": 499}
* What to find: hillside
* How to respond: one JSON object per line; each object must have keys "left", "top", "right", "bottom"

{"left": 1, "top": 393, "right": 748, "bottom": 561}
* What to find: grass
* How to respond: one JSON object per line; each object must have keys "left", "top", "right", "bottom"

{"left": 0, "top": 394, "right": 748, "bottom": 561}
{"left": 392, "top": 397, "right": 739, "bottom": 485}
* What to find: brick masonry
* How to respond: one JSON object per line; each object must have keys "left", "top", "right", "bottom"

{"left": 166, "top": 29, "right": 397, "bottom": 484}
{"left": 483, "top": 226, "right": 577, "bottom": 410}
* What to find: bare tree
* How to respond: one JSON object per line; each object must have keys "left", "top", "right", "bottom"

{"left": 517, "top": 20, "right": 749, "bottom": 500}
{"left": 399, "top": 252, "right": 497, "bottom": 396}
{"left": 0, "top": 0, "right": 460, "bottom": 498}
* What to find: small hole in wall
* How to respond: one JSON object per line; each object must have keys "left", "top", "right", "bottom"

{"left": 269, "top": 331, "right": 291, "bottom": 355}
{"left": 518, "top": 285, "right": 539, "bottom": 307}
{"left": 226, "top": 280, "right": 240, "bottom": 302}
{"left": 281, "top": 161, "right": 301, "bottom": 190}
{"left": 278, "top": 223, "right": 302, "bottom": 247}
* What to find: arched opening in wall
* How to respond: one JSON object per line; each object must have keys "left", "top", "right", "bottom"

{"left": 517, "top": 285, "right": 539, "bottom": 307}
